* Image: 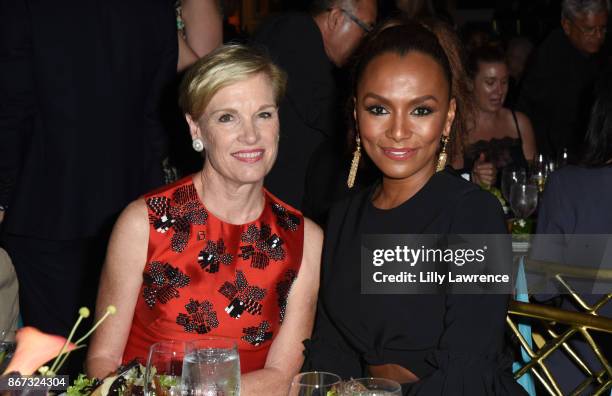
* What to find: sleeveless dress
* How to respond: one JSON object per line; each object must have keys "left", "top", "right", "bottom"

{"left": 122, "top": 176, "right": 304, "bottom": 373}
{"left": 464, "top": 111, "right": 528, "bottom": 188}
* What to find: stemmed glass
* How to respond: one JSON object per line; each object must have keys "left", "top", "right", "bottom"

{"left": 510, "top": 183, "right": 538, "bottom": 222}
{"left": 289, "top": 372, "right": 342, "bottom": 396}
{"left": 501, "top": 167, "right": 527, "bottom": 203}
{"left": 183, "top": 337, "right": 240, "bottom": 396}
{"left": 530, "top": 154, "right": 548, "bottom": 193}
{"left": 340, "top": 377, "right": 402, "bottom": 395}
{"left": 144, "top": 340, "right": 188, "bottom": 396}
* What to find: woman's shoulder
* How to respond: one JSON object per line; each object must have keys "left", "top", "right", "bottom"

{"left": 264, "top": 188, "right": 303, "bottom": 218}
{"left": 436, "top": 170, "right": 506, "bottom": 232}
{"left": 143, "top": 175, "right": 195, "bottom": 200}
{"left": 548, "top": 164, "right": 612, "bottom": 189}
{"left": 437, "top": 169, "right": 482, "bottom": 197}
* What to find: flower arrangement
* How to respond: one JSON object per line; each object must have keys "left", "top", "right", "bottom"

{"left": 1, "top": 305, "right": 116, "bottom": 377}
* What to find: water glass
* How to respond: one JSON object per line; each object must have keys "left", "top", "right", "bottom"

{"left": 340, "top": 377, "right": 402, "bottom": 395}
{"left": 183, "top": 338, "right": 240, "bottom": 396}
{"left": 289, "top": 372, "right": 342, "bottom": 396}
{"left": 530, "top": 154, "right": 548, "bottom": 193}
{"left": 501, "top": 167, "right": 527, "bottom": 202}
{"left": 144, "top": 340, "right": 189, "bottom": 396}
{"left": 510, "top": 183, "right": 538, "bottom": 220}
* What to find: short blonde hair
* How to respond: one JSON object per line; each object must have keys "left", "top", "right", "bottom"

{"left": 179, "top": 44, "right": 287, "bottom": 120}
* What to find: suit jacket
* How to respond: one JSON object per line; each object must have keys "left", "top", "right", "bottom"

{"left": 516, "top": 29, "right": 604, "bottom": 159}
{"left": 252, "top": 13, "right": 341, "bottom": 209}
{"left": 0, "top": 0, "right": 177, "bottom": 239}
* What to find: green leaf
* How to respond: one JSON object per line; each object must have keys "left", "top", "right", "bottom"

{"left": 67, "top": 374, "right": 96, "bottom": 396}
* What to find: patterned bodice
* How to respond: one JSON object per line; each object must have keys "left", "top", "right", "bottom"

{"left": 122, "top": 176, "right": 304, "bottom": 373}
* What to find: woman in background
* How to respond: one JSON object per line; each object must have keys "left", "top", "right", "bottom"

{"left": 461, "top": 45, "right": 536, "bottom": 188}
{"left": 177, "top": 0, "right": 223, "bottom": 72}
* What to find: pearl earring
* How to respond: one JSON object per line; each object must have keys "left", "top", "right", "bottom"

{"left": 192, "top": 138, "right": 204, "bottom": 152}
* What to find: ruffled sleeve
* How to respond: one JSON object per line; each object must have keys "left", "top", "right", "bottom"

{"left": 403, "top": 188, "right": 526, "bottom": 395}
{"left": 405, "top": 294, "right": 526, "bottom": 395}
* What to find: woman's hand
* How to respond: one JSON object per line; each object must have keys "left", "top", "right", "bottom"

{"left": 471, "top": 153, "right": 497, "bottom": 188}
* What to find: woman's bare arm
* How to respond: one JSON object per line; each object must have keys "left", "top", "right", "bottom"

{"left": 177, "top": 0, "right": 222, "bottom": 71}
{"left": 241, "top": 218, "right": 323, "bottom": 396}
{"left": 85, "top": 199, "right": 149, "bottom": 379}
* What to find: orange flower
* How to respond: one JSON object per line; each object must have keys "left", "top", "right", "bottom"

{"left": 2, "top": 327, "right": 76, "bottom": 375}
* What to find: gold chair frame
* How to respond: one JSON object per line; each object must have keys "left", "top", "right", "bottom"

{"left": 507, "top": 258, "right": 612, "bottom": 396}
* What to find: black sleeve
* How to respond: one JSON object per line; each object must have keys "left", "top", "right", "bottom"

{"left": 301, "top": 298, "right": 363, "bottom": 379}
{"left": 0, "top": 0, "right": 34, "bottom": 208}
{"left": 406, "top": 190, "right": 526, "bottom": 395}
{"left": 406, "top": 294, "right": 525, "bottom": 395}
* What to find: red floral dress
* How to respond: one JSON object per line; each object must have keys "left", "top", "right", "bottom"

{"left": 122, "top": 176, "right": 304, "bottom": 373}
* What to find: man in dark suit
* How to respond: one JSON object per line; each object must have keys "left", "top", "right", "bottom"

{"left": 252, "top": 0, "right": 377, "bottom": 210}
{"left": 516, "top": 0, "right": 608, "bottom": 160}
{"left": 0, "top": 0, "right": 177, "bottom": 349}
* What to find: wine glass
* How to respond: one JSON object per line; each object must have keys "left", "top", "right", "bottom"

{"left": 501, "top": 166, "right": 527, "bottom": 203}
{"left": 509, "top": 183, "right": 538, "bottom": 221}
{"left": 340, "top": 377, "right": 402, "bottom": 395}
{"left": 144, "top": 340, "right": 188, "bottom": 396}
{"left": 530, "top": 154, "right": 548, "bottom": 193}
{"left": 289, "top": 372, "right": 342, "bottom": 396}
{"left": 183, "top": 337, "right": 240, "bottom": 396}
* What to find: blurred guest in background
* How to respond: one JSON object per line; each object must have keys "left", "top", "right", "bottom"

{"left": 252, "top": 0, "right": 377, "bottom": 210}
{"left": 0, "top": 0, "right": 177, "bottom": 375}
{"left": 532, "top": 73, "right": 612, "bottom": 395}
{"left": 517, "top": 0, "right": 608, "bottom": 160}
{"left": 537, "top": 73, "right": 612, "bottom": 235}
{"left": 176, "top": 0, "right": 223, "bottom": 72}
{"left": 504, "top": 36, "right": 534, "bottom": 108}
{"left": 87, "top": 46, "right": 322, "bottom": 396}
{"left": 461, "top": 22, "right": 499, "bottom": 54}
{"left": 462, "top": 45, "right": 536, "bottom": 188}
{"left": 394, "top": 0, "right": 435, "bottom": 18}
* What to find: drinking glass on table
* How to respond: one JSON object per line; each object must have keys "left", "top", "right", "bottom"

{"left": 183, "top": 337, "right": 240, "bottom": 396}
{"left": 501, "top": 166, "right": 527, "bottom": 203}
{"left": 530, "top": 154, "right": 548, "bottom": 193}
{"left": 340, "top": 377, "right": 402, "bottom": 395}
{"left": 289, "top": 372, "right": 342, "bottom": 396}
{"left": 510, "top": 183, "right": 538, "bottom": 222}
{"left": 144, "top": 340, "right": 188, "bottom": 396}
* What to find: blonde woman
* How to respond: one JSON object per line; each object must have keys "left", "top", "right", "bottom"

{"left": 86, "top": 45, "right": 322, "bottom": 395}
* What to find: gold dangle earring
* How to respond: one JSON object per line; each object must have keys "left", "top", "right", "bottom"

{"left": 347, "top": 134, "right": 361, "bottom": 188}
{"left": 436, "top": 135, "right": 450, "bottom": 172}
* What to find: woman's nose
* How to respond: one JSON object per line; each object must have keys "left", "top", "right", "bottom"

{"left": 386, "top": 114, "right": 411, "bottom": 142}
{"left": 239, "top": 121, "right": 259, "bottom": 144}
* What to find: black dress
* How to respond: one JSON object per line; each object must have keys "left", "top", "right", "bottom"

{"left": 463, "top": 111, "right": 528, "bottom": 190}
{"left": 303, "top": 169, "right": 526, "bottom": 395}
